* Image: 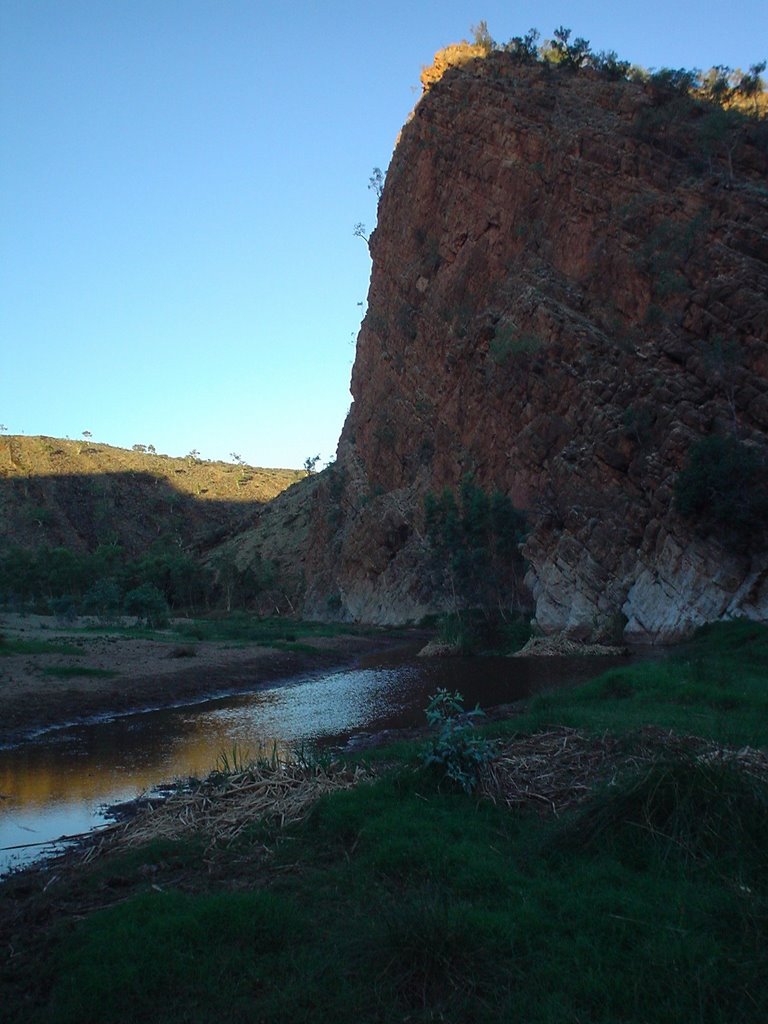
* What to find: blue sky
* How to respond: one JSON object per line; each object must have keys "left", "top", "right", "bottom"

{"left": 2, "top": 1, "right": 766, "bottom": 469}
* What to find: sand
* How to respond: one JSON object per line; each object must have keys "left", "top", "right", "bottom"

{"left": 0, "top": 614, "right": 393, "bottom": 744}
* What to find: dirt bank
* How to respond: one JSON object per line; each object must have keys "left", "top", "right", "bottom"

{"left": 0, "top": 615, "right": 410, "bottom": 745}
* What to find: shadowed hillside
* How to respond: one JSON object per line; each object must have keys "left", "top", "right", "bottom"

{"left": 0, "top": 435, "right": 303, "bottom": 556}
{"left": 0, "top": 435, "right": 311, "bottom": 617}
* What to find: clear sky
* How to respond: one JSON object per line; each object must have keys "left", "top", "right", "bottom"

{"left": 2, "top": 1, "right": 766, "bottom": 469}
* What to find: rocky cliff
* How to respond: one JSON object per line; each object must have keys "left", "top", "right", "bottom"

{"left": 303, "top": 52, "right": 768, "bottom": 641}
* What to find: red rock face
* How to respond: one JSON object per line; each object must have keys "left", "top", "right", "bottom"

{"left": 304, "top": 55, "right": 768, "bottom": 640}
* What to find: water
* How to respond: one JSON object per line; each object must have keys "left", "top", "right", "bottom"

{"left": 0, "top": 645, "right": 627, "bottom": 875}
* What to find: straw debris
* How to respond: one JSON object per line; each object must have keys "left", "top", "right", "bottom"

{"left": 81, "top": 759, "right": 374, "bottom": 863}
{"left": 480, "top": 726, "right": 768, "bottom": 815}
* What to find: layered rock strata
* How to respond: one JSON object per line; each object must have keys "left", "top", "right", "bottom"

{"left": 302, "top": 54, "right": 768, "bottom": 641}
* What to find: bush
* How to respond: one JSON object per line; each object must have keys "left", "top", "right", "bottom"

{"left": 489, "top": 325, "right": 542, "bottom": 365}
{"left": 553, "top": 757, "right": 768, "bottom": 874}
{"left": 81, "top": 579, "right": 122, "bottom": 622}
{"left": 674, "top": 435, "right": 768, "bottom": 552}
{"left": 422, "top": 689, "right": 495, "bottom": 793}
{"left": 48, "top": 594, "right": 79, "bottom": 624}
{"left": 123, "top": 583, "right": 170, "bottom": 629}
{"left": 423, "top": 477, "right": 528, "bottom": 621}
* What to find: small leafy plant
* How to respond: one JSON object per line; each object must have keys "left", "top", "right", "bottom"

{"left": 422, "top": 688, "right": 495, "bottom": 794}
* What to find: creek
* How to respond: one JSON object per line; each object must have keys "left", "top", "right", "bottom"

{"left": 0, "top": 644, "right": 630, "bottom": 875}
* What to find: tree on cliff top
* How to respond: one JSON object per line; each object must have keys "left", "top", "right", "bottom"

{"left": 419, "top": 23, "right": 765, "bottom": 117}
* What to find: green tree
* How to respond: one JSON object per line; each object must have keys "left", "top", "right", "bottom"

{"left": 0, "top": 548, "right": 40, "bottom": 603}
{"left": 42, "top": 547, "right": 91, "bottom": 598}
{"left": 701, "top": 65, "right": 735, "bottom": 107}
{"left": 543, "top": 26, "right": 591, "bottom": 69}
{"left": 81, "top": 579, "right": 121, "bottom": 622}
{"left": 124, "top": 583, "right": 170, "bottom": 628}
{"left": 471, "top": 20, "right": 494, "bottom": 54}
{"left": 675, "top": 435, "right": 768, "bottom": 552}
{"left": 502, "top": 28, "right": 539, "bottom": 63}
{"left": 368, "top": 167, "right": 384, "bottom": 199}
{"left": 698, "top": 106, "right": 743, "bottom": 183}
{"left": 424, "top": 477, "right": 528, "bottom": 640}
{"left": 590, "top": 50, "right": 631, "bottom": 80}
{"left": 735, "top": 61, "right": 766, "bottom": 115}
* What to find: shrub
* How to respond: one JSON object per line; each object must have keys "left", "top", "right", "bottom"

{"left": 502, "top": 28, "right": 540, "bottom": 64}
{"left": 123, "top": 583, "right": 170, "bottom": 629}
{"left": 48, "top": 594, "right": 79, "bottom": 624}
{"left": 541, "top": 26, "right": 591, "bottom": 69}
{"left": 489, "top": 325, "right": 542, "bottom": 365}
{"left": 81, "top": 579, "right": 122, "bottom": 622}
{"left": 422, "top": 689, "right": 495, "bottom": 793}
{"left": 553, "top": 757, "right": 768, "bottom": 874}
{"left": 424, "top": 477, "right": 527, "bottom": 626}
{"left": 674, "top": 435, "right": 768, "bottom": 552}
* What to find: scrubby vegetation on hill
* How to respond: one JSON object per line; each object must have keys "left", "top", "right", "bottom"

{"left": 423, "top": 22, "right": 766, "bottom": 118}
{"left": 421, "top": 24, "right": 766, "bottom": 191}
{"left": 0, "top": 435, "right": 305, "bottom": 618}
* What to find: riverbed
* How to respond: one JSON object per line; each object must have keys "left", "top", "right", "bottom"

{"left": 0, "top": 644, "right": 629, "bottom": 874}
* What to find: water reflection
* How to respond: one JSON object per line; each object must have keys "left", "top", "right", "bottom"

{"left": 0, "top": 649, "right": 626, "bottom": 874}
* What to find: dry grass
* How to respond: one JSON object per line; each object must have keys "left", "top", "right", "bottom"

{"left": 80, "top": 759, "right": 375, "bottom": 864}
{"left": 82, "top": 728, "right": 768, "bottom": 865}
{"left": 480, "top": 726, "right": 768, "bottom": 815}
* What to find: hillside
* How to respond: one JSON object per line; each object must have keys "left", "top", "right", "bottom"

{"left": 0, "top": 435, "right": 303, "bottom": 558}
{"left": 295, "top": 49, "right": 768, "bottom": 640}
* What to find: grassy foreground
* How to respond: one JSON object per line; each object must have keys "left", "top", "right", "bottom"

{"left": 2, "top": 621, "right": 768, "bottom": 1023}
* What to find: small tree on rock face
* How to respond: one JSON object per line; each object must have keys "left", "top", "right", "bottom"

{"left": 424, "top": 477, "right": 528, "bottom": 646}
{"left": 674, "top": 435, "right": 768, "bottom": 553}
{"left": 368, "top": 168, "right": 384, "bottom": 199}
{"left": 303, "top": 454, "right": 321, "bottom": 475}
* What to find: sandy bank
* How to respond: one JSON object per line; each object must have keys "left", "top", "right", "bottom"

{"left": 0, "top": 615, "right": 406, "bottom": 745}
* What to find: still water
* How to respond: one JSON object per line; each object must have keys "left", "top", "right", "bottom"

{"left": 0, "top": 645, "right": 625, "bottom": 875}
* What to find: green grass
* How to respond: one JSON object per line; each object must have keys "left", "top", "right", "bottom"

{"left": 0, "top": 636, "right": 84, "bottom": 656}
{"left": 491, "top": 619, "right": 768, "bottom": 749}
{"left": 4, "top": 621, "right": 768, "bottom": 1023}
{"left": 28, "top": 772, "right": 768, "bottom": 1023}
{"left": 174, "top": 612, "right": 365, "bottom": 645}
{"left": 41, "top": 665, "right": 118, "bottom": 679}
{"left": 76, "top": 612, "right": 371, "bottom": 646}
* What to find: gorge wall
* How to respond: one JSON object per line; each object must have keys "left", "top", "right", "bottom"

{"left": 302, "top": 53, "right": 768, "bottom": 642}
